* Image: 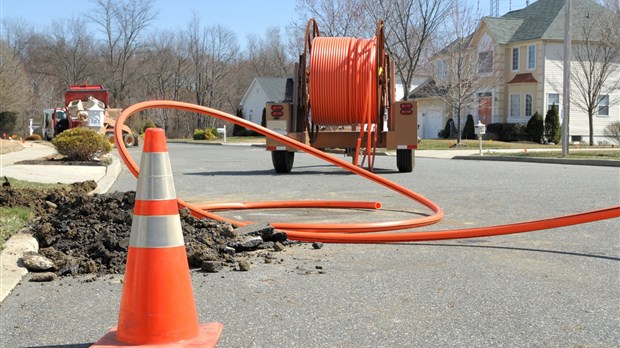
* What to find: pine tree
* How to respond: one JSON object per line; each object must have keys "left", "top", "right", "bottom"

{"left": 545, "top": 104, "right": 560, "bottom": 144}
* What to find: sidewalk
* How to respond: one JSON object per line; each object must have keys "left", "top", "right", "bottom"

{"left": 0, "top": 142, "right": 121, "bottom": 193}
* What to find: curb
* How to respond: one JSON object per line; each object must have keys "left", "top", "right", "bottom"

{"left": 90, "top": 154, "right": 121, "bottom": 195}
{"left": 0, "top": 231, "right": 38, "bottom": 303}
{"left": 453, "top": 155, "right": 620, "bottom": 167}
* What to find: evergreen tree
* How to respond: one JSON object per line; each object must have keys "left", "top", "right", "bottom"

{"left": 526, "top": 112, "right": 545, "bottom": 143}
{"left": 463, "top": 114, "right": 475, "bottom": 139}
{"left": 545, "top": 104, "right": 560, "bottom": 144}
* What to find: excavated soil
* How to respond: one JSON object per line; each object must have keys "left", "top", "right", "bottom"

{"left": 0, "top": 181, "right": 289, "bottom": 277}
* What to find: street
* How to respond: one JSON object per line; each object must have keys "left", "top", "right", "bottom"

{"left": 1, "top": 143, "right": 619, "bottom": 347}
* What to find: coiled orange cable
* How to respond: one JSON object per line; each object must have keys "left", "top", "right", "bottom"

{"left": 114, "top": 100, "right": 620, "bottom": 244}
{"left": 309, "top": 37, "right": 377, "bottom": 126}
{"left": 309, "top": 36, "right": 378, "bottom": 169}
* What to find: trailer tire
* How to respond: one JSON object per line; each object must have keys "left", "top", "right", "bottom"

{"left": 123, "top": 133, "right": 136, "bottom": 147}
{"left": 396, "top": 149, "right": 413, "bottom": 172}
{"left": 272, "top": 150, "right": 294, "bottom": 173}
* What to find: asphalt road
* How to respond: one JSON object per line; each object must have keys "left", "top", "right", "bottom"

{"left": 1, "top": 143, "right": 619, "bottom": 347}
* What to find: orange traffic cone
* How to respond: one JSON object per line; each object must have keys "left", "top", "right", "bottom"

{"left": 92, "top": 128, "right": 222, "bottom": 347}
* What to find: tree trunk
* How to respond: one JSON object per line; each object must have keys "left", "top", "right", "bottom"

{"left": 589, "top": 112, "right": 594, "bottom": 146}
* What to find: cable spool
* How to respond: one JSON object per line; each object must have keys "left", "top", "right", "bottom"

{"left": 309, "top": 36, "right": 378, "bottom": 126}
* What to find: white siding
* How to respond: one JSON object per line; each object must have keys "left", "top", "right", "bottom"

{"left": 240, "top": 80, "right": 269, "bottom": 125}
{"left": 543, "top": 42, "right": 620, "bottom": 143}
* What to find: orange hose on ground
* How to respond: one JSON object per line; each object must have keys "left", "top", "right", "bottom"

{"left": 114, "top": 100, "right": 620, "bottom": 244}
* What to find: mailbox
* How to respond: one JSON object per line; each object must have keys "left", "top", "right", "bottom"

{"left": 474, "top": 121, "right": 486, "bottom": 136}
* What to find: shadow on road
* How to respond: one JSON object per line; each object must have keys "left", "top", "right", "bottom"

{"left": 25, "top": 344, "right": 91, "bottom": 348}
{"left": 184, "top": 164, "right": 402, "bottom": 177}
{"left": 399, "top": 242, "right": 620, "bottom": 261}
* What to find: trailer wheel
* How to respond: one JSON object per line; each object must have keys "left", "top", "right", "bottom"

{"left": 396, "top": 149, "right": 413, "bottom": 172}
{"left": 271, "top": 150, "right": 294, "bottom": 173}
{"left": 122, "top": 133, "right": 136, "bottom": 147}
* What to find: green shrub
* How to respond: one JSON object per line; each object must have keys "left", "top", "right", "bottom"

{"left": 439, "top": 118, "right": 454, "bottom": 139}
{"left": 486, "top": 123, "right": 527, "bottom": 141}
{"left": 205, "top": 128, "right": 218, "bottom": 140}
{"left": 233, "top": 109, "right": 247, "bottom": 136}
{"left": 26, "top": 134, "right": 42, "bottom": 141}
{"left": 193, "top": 129, "right": 206, "bottom": 140}
{"left": 545, "top": 104, "right": 561, "bottom": 144}
{"left": 142, "top": 119, "right": 157, "bottom": 133}
{"left": 604, "top": 120, "right": 620, "bottom": 145}
{"left": 51, "top": 128, "right": 112, "bottom": 161}
{"left": 0, "top": 111, "right": 18, "bottom": 135}
{"left": 526, "top": 112, "right": 545, "bottom": 143}
{"left": 463, "top": 115, "right": 475, "bottom": 139}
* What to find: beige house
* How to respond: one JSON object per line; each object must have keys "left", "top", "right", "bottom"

{"left": 412, "top": 0, "right": 619, "bottom": 143}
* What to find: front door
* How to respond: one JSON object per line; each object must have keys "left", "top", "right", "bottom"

{"left": 478, "top": 93, "right": 493, "bottom": 125}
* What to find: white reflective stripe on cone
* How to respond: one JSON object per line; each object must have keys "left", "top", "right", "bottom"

{"left": 129, "top": 215, "right": 185, "bottom": 248}
{"left": 135, "top": 153, "right": 176, "bottom": 200}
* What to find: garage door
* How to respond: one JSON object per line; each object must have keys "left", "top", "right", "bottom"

{"left": 422, "top": 111, "right": 443, "bottom": 139}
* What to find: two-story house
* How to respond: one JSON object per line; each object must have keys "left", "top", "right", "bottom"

{"left": 412, "top": 0, "right": 619, "bottom": 143}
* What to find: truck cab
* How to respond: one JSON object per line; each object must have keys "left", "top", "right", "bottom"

{"left": 42, "top": 108, "right": 78, "bottom": 140}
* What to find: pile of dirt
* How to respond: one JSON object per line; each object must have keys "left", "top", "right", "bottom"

{"left": 0, "top": 183, "right": 289, "bottom": 278}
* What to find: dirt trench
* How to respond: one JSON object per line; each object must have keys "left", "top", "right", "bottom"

{"left": 1, "top": 181, "right": 289, "bottom": 277}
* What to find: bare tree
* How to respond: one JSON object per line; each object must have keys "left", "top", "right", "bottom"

{"left": 288, "top": 0, "right": 369, "bottom": 56}
{"left": 140, "top": 30, "right": 191, "bottom": 137}
{"left": 598, "top": 0, "right": 620, "bottom": 13}
{"left": 89, "top": 0, "right": 158, "bottom": 107}
{"left": 430, "top": 3, "right": 501, "bottom": 144}
{"left": 0, "top": 17, "right": 34, "bottom": 61}
{"left": 0, "top": 42, "right": 30, "bottom": 114}
{"left": 247, "top": 27, "right": 292, "bottom": 77}
{"left": 369, "top": 0, "right": 450, "bottom": 100}
{"left": 186, "top": 16, "right": 239, "bottom": 129}
{"left": 569, "top": 10, "right": 620, "bottom": 145}
{"left": 47, "top": 17, "right": 96, "bottom": 86}
{"left": 292, "top": 0, "right": 368, "bottom": 37}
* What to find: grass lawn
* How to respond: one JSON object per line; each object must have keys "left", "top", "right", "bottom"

{"left": 417, "top": 139, "right": 561, "bottom": 150}
{"left": 490, "top": 149, "right": 620, "bottom": 160}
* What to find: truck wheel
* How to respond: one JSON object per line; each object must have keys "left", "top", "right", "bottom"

{"left": 106, "top": 133, "right": 115, "bottom": 145}
{"left": 271, "top": 150, "right": 294, "bottom": 173}
{"left": 123, "top": 133, "right": 136, "bottom": 147}
{"left": 396, "top": 149, "right": 414, "bottom": 172}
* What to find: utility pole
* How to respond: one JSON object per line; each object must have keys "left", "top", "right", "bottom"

{"left": 562, "top": 0, "right": 571, "bottom": 156}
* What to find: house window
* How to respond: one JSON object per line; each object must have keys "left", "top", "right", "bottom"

{"left": 510, "top": 94, "right": 521, "bottom": 117}
{"left": 547, "top": 93, "right": 560, "bottom": 111}
{"left": 527, "top": 45, "right": 536, "bottom": 70}
{"left": 512, "top": 47, "right": 519, "bottom": 71}
{"left": 437, "top": 60, "right": 448, "bottom": 80}
{"left": 525, "top": 94, "right": 533, "bottom": 116}
{"left": 478, "top": 51, "right": 493, "bottom": 74}
{"left": 598, "top": 95, "right": 609, "bottom": 116}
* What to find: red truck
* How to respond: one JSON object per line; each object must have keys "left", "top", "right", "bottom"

{"left": 42, "top": 85, "right": 137, "bottom": 146}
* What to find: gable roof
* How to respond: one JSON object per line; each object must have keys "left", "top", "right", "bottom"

{"left": 255, "top": 77, "right": 293, "bottom": 102}
{"left": 481, "top": 0, "right": 609, "bottom": 44}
